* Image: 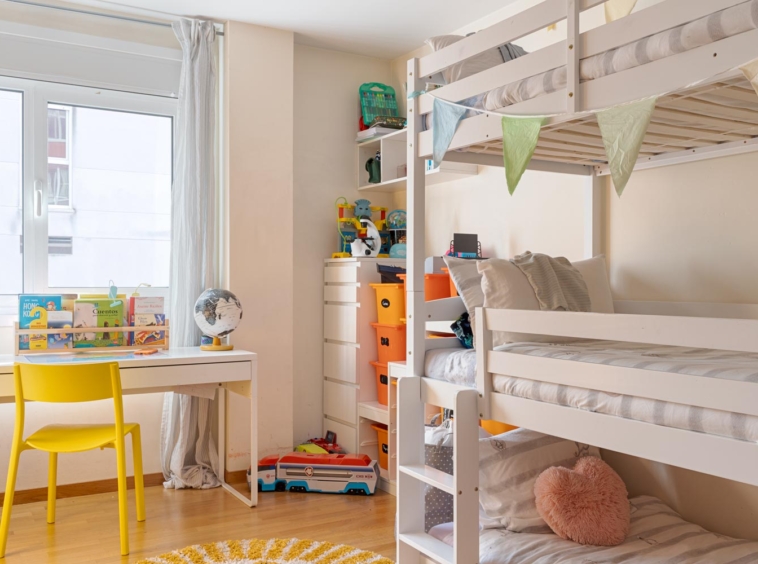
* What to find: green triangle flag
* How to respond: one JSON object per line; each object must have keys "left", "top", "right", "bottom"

{"left": 501, "top": 116, "right": 546, "bottom": 195}
{"left": 596, "top": 98, "right": 656, "bottom": 196}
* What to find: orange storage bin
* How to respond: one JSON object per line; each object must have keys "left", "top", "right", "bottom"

{"left": 371, "top": 423, "right": 389, "bottom": 470}
{"left": 481, "top": 420, "right": 518, "bottom": 436}
{"left": 398, "top": 273, "right": 451, "bottom": 301}
{"left": 372, "top": 323, "right": 406, "bottom": 364}
{"left": 441, "top": 267, "right": 458, "bottom": 297}
{"left": 370, "top": 283, "right": 405, "bottom": 325}
{"left": 370, "top": 361, "right": 390, "bottom": 406}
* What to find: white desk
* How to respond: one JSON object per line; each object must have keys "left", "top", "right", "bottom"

{"left": 0, "top": 347, "right": 258, "bottom": 507}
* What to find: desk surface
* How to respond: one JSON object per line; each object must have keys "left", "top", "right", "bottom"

{"left": 0, "top": 347, "right": 257, "bottom": 374}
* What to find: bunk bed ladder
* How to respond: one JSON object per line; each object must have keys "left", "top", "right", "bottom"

{"left": 397, "top": 377, "right": 480, "bottom": 564}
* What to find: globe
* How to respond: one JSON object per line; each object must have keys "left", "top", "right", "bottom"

{"left": 194, "top": 288, "right": 243, "bottom": 351}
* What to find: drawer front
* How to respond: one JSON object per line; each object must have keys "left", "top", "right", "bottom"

{"left": 323, "top": 417, "right": 357, "bottom": 453}
{"left": 324, "top": 285, "right": 358, "bottom": 303}
{"left": 324, "top": 342, "right": 357, "bottom": 384}
{"left": 324, "top": 380, "right": 357, "bottom": 424}
{"left": 324, "top": 304, "right": 358, "bottom": 343}
{"left": 325, "top": 266, "right": 358, "bottom": 284}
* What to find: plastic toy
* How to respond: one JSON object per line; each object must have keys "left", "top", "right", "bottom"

{"left": 302, "top": 431, "right": 345, "bottom": 454}
{"left": 351, "top": 219, "right": 381, "bottom": 257}
{"left": 295, "top": 443, "right": 328, "bottom": 454}
{"left": 254, "top": 452, "right": 379, "bottom": 495}
{"left": 333, "top": 197, "right": 389, "bottom": 258}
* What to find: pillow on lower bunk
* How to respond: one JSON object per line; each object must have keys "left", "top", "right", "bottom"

{"left": 479, "top": 428, "right": 601, "bottom": 533}
{"left": 478, "top": 255, "right": 614, "bottom": 346}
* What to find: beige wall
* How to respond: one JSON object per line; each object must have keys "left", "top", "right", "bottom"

{"left": 292, "top": 45, "right": 394, "bottom": 443}
{"left": 225, "top": 21, "right": 295, "bottom": 464}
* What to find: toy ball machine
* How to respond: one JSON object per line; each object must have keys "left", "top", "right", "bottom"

{"left": 333, "top": 197, "right": 406, "bottom": 259}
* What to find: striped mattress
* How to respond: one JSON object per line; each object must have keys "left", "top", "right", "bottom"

{"left": 425, "top": 0, "right": 758, "bottom": 119}
{"left": 430, "top": 495, "right": 758, "bottom": 563}
{"left": 424, "top": 340, "right": 758, "bottom": 442}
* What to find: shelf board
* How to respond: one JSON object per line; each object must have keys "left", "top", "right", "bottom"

{"left": 399, "top": 464, "right": 455, "bottom": 495}
{"left": 356, "top": 128, "right": 407, "bottom": 147}
{"left": 358, "top": 162, "right": 478, "bottom": 193}
{"left": 358, "top": 401, "right": 389, "bottom": 425}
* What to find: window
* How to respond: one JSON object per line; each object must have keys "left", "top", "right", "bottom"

{"left": 0, "top": 78, "right": 176, "bottom": 326}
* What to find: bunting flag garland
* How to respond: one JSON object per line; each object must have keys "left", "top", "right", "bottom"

{"left": 740, "top": 59, "right": 758, "bottom": 97}
{"left": 596, "top": 98, "right": 657, "bottom": 196}
{"left": 501, "top": 116, "right": 546, "bottom": 195}
{"left": 604, "top": 0, "right": 638, "bottom": 22}
{"left": 432, "top": 97, "right": 468, "bottom": 168}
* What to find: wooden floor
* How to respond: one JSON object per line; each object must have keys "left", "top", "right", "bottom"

{"left": 0, "top": 484, "right": 397, "bottom": 564}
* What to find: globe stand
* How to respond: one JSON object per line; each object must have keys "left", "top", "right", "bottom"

{"left": 201, "top": 336, "right": 234, "bottom": 352}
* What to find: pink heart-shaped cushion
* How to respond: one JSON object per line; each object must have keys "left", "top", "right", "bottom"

{"left": 534, "top": 457, "right": 630, "bottom": 546}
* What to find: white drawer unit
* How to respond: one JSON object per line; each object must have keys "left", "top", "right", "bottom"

{"left": 322, "top": 257, "right": 404, "bottom": 479}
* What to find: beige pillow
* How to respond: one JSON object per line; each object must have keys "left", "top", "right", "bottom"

{"left": 478, "top": 255, "right": 613, "bottom": 346}
{"left": 572, "top": 255, "right": 615, "bottom": 313}
{"left": 443, "top": 256, "right": 484, "bottom": 317}
{"left": 477, "top": 259, "right": 544, "bottom": 346}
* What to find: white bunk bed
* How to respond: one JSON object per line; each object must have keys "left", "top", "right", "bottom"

{"left": 397, "top": 1, "right": 758, "bottom": 564}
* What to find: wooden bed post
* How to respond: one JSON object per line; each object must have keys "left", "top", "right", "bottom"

{"left": 406, "top": 57, "right": 426, "bottom": 380}
{"left": 566, "top": 0, "right": 580, "bottom": 114}
{"left": 397, "top": 56, "right": 427, "bottom": 564}
{"left": 583, "top": 172, "right": 605, "bottom": 259}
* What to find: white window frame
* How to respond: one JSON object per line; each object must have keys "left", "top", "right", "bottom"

{"left": 47, "top": 103, "right": 73, "bottom": 211}
{"left": 0, "top": 75, "right": 177, "bottom": 324}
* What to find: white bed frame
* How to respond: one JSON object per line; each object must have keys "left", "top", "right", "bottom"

{"left": 397, "top": 2, "right": 758, "bottom": 564}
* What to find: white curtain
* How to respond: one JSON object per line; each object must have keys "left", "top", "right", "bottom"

{"left": 160, "top": 18, "right": 220, "bottom": 490}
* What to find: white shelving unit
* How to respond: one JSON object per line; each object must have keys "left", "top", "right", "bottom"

{"left": 357, "top": 374, "right": 398, "bottom": 495}
{"left": 357, "top": 129, "right": 477, "bottom": 193}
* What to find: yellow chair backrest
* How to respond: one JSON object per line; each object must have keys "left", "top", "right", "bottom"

{"left": 14, "top": 362, "right": 122, "bottom": 403}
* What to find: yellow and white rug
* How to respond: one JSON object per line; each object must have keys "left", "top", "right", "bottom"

{"left": 136, "top": 538, "right": 394, "bottom": 564}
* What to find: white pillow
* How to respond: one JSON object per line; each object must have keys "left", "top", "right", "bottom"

{"left": 425, "top": 35, "right": 505, "bottom": 85}
{"left": 572, "top": 255, "right": 615, "bottom": 313}
{"left": 479, "top": 429, "right": 601, "bottom": 533}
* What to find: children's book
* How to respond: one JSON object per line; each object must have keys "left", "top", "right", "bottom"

{"left": 47, "top": 311, "right": 73, "bottom": 350}
{"left": 18, "top": 295, "right": 62, "bottom": 351}
{"left": 128, "top": 297, "right": 164, "bottom": 345}
{"left": 73, "top": 299, "right": 125, "bottom": 348}
{"left": 132, "top": 313, "right": 166, "bottom": 346}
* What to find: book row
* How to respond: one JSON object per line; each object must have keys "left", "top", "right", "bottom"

{"left": 18, "top": 294, "right": 166, "bottom": 351}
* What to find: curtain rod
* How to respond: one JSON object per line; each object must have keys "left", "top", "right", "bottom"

{"left": 2, "top": 0, "right": 225, "bottom": 35}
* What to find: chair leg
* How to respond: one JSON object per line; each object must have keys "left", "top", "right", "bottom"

{"left": 47, "top": 452, "right": 58, "bottom": 524}
{"left": 131, "top": 427, "right": 146, "bottom": 522}
{"left": 0, "top": 446, "right": 22, "bottom": 558}
{"left": 115, "top": 439, "right": 129, "bottom": 556}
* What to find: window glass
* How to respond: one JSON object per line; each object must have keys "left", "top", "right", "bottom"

{"left": 47, "top": 105, "right": 172, "bottom": 288}
{"left": 0, "top": 90, "right": 22, "bottom": 318}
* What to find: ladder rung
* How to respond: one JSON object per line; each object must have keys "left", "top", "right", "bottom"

{"left": 399, "top": 464, "right": 455, "bottom": 495}
{"left": 399, "top": 532, "right": 453, "bottom": 564}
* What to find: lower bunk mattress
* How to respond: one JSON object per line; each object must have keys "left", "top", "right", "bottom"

{"left": 430, "top": 496, "right": 758, "bottom": 563}
{"left": 425, "top": 340, "right": 758, "bottom": 442}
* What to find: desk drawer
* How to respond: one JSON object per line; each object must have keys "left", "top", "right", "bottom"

{"left": 324, "top": 380, "right": 357, "bottom": 424}
{"left": 121, "top": 361, "right": 250, "bottom": 391}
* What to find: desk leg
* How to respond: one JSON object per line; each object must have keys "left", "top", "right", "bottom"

{"left": 217, "top": 380, "right": 258, "bottom": 508}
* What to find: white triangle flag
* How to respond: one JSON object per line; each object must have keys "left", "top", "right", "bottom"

{"left": 596, "top": 98, "right": 656, "bottom": 196}
{"left": 740, "top": 58, "right": 758, "bottom": 98}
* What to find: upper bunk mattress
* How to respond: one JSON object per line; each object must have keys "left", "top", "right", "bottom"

{"left": 425, "top": 340, "right": 758, "bottom": 442}
{"left": 430, "top": 0, "right": 758, "bottom": 118}
{"left": 430, "top": 495, "right": 758, "bottom": 563}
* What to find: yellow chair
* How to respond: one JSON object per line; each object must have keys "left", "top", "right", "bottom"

{"left": 0, "top": 362, "right": 145, "bottom": 558}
